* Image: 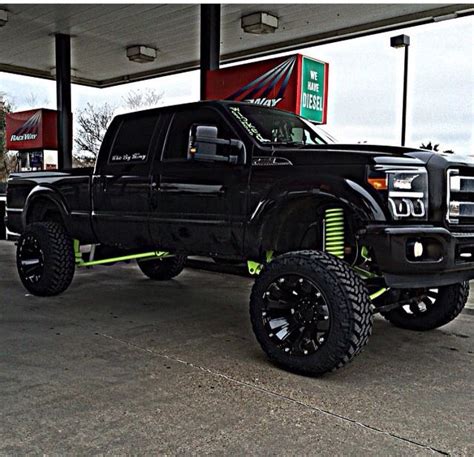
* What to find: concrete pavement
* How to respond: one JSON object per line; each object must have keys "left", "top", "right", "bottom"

{"left": 0, "top": 240, "right": 472, "bottom": 455}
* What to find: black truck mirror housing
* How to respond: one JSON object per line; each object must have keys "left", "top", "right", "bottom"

{"left": 188, "top": 124, "right": 246, "bottom": 165}
{"left": 193, "top": 125, "right": 218, "bottom": 158}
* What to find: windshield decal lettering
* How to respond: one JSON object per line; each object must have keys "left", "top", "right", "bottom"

{"left": 229, "top": 106, "right": 269, "bottom": 143}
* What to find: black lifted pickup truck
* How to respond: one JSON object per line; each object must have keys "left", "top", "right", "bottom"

{"left": 6, "top": 101, "right": 474, "bottom": 375}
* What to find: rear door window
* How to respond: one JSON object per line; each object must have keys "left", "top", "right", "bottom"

{"left": 109, "top": 115, "right": 158, "bottom": 164}
{"left": 95, "top": 113, "right": 161, "bottom": 175}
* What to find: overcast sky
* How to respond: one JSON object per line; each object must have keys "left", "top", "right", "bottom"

{"left": 1, "top": 15, "right": 472, "bottom": 154}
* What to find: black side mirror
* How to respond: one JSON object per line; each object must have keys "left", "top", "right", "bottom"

{"left": 193, "top": 125, "right": 218, "bottom": 157}
{"left": 188, "top": 124, "right": 246, "bottom": 164}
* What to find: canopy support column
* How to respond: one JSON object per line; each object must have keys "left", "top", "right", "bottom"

{"left": 55, "top": 33, "right": 72, "bottom": 169}
{"left": 200, "top": 4, "right": 221, "bottom": 100}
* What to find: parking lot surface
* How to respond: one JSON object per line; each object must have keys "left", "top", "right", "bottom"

{"left": 1, "top": 240, "right": 473, "bottom": 455}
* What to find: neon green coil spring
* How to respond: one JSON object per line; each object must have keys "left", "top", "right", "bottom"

{"left": 324, "top": 208, "right": 345, "bottom": 259}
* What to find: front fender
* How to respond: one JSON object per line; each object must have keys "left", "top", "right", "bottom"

{"left": 246, "top": 176, "right": 388, "bottom": 257}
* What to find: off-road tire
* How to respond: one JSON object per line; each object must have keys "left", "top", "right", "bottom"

{"left": 137, "top": 255, "right": 186, "bottom": 280}
{"left": 250, "top": 250, "right": 373, "bottom": 376}
{"left": 381, "top": 282, "right": 469, "bottom": 331}
{"left": 16, "top": 222, "right": 75, "bottom": 296}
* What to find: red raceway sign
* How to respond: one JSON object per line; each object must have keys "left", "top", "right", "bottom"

{"left": 205, "top": 54, "right": 329, "bottom": 123}
{"left": 6, "top": 109, "right": 59, "bottom": 150}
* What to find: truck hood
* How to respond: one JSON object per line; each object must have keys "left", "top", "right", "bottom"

{"left": 265, "top": 144, "right": 473, "bottom": 169}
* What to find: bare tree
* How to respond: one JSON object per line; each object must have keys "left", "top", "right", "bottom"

{"left": 23, "top": 91, "right": 50, "bottom": 109}
{"left": 0, "top": 92, "right": 16, "bottom": 182}
{"left": 73, "top": 89, "right": 163, "bottom": 167}
{"left": 122, "top": 88, "right": 163, "bottom": 111}
{"left": 420, "top": 141, "right": 440, "bottom": 152}
{"left": 420, "top": 141, "right": 454, "bottom": 154}
{"left": 73, "top": 102, "right": 115, "bottom": 166}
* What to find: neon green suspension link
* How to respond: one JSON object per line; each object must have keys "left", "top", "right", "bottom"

{"left": 324, "top": 208, "right": 345, "bottom": 259}
{"left": 73, "top": 240, "right": 171, "bottom": 267}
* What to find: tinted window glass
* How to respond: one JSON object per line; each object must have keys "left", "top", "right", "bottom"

{"left": 228, "top": 104, "right": 333, "bottom": 146}
{"left": 109, "top": 115, "right": 157, "bottom": 163}
{"left": 163, "top": 108, "right": 232, "bottom": 161}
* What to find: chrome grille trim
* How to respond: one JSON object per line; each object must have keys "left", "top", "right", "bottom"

{"left": 450, "top": 175, "right": 474, "bottom": 193}
{"left": 446, "top": 169, "right": 474, "bottom": 224}
{"left": 452, "top": 232, "right": 474, "bottom": 238}
{"left": 447, "top": 169, "right": 458, "bottom": 223}
{"left": 453, "top": 202, "right": 474, "bottom": 218}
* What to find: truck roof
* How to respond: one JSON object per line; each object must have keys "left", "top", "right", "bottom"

{"left": 112, "top": 100, "right": 293, "bottom": 122}
{"left": 113, "top": 100, "right": 235, "bottom": 120}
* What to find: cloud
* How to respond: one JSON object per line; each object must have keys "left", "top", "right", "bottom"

{"left": 303, "top": 16, "right": 473, "bottom": 152}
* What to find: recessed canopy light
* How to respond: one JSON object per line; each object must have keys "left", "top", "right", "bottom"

{"left": 126, "top": 45, "right": 157, "bottom": 63}
{"left": 241, "top": 12, "right": 279, "bottom": 34}
{"left": 0, "top": 9, "right": 8, "bottom": 27}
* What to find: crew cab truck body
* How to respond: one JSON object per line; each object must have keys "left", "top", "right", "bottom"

{"left": 6, "top": 101, "right": 474, "bottom": 376}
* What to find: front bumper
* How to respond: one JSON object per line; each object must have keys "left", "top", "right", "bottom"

{"left": 362, "top": 225, "right": 474, "bottom": 288}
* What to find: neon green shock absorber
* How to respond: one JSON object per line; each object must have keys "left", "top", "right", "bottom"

{"left": 324, "top": 208, "right": 345, "bottom": 259}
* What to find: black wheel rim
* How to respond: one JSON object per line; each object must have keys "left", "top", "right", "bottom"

{"left": 261, "top": 274, "right": 331, "bottom": 356}
{"left": 401, "top": 288, "right": 439, "bottom": 317}
{"left": 18, "top": 234, "right": 45, "bottom": 285}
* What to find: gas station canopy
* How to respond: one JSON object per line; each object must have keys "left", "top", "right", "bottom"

{"left": 0, "top": 3, "right": 472, "bottom": 88}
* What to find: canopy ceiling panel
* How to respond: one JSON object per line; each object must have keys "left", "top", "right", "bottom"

{"left": 0, "top": 3, "right": 471, "bottom": 87}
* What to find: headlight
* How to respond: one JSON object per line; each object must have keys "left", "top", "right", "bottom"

{"left": 392, "top": 173, "right": 420, "bottom": 190}
{"left": 368, "top": 166, "right": 428, "bottom": 220}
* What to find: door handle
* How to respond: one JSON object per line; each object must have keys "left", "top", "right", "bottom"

{"left": 150, "top": 180, "right": 159, "bottom": 208}
{"left": 151, "top": 181, "right": 165, "bottom": 192}
{"left": 157, "top": 183, "right": 225, "bottom": 194}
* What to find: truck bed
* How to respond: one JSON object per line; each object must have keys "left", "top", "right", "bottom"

{"left": 6, "top": 168, "right": 94, "bottom": 236}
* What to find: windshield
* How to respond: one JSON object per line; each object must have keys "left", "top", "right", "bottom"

{"left": 228, "top": 104, "right": 335, "bottom": 146}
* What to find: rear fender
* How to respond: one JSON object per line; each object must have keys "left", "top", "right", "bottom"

{"left": 23, "top": 185, "right": 70, "bottom": 230}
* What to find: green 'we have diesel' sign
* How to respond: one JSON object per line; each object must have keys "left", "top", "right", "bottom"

{"left": 299, "top": 56, "right": 328, "bottom": 124}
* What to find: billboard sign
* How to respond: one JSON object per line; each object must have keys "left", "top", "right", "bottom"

{"left": 205, "top": 54, "right": 329, "bottom": 123}
{"left": 6, "top": 109, "right": 59, "bottom": 150}
{"left": 300, "top": 57, "right": 327, "bottom": 123}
